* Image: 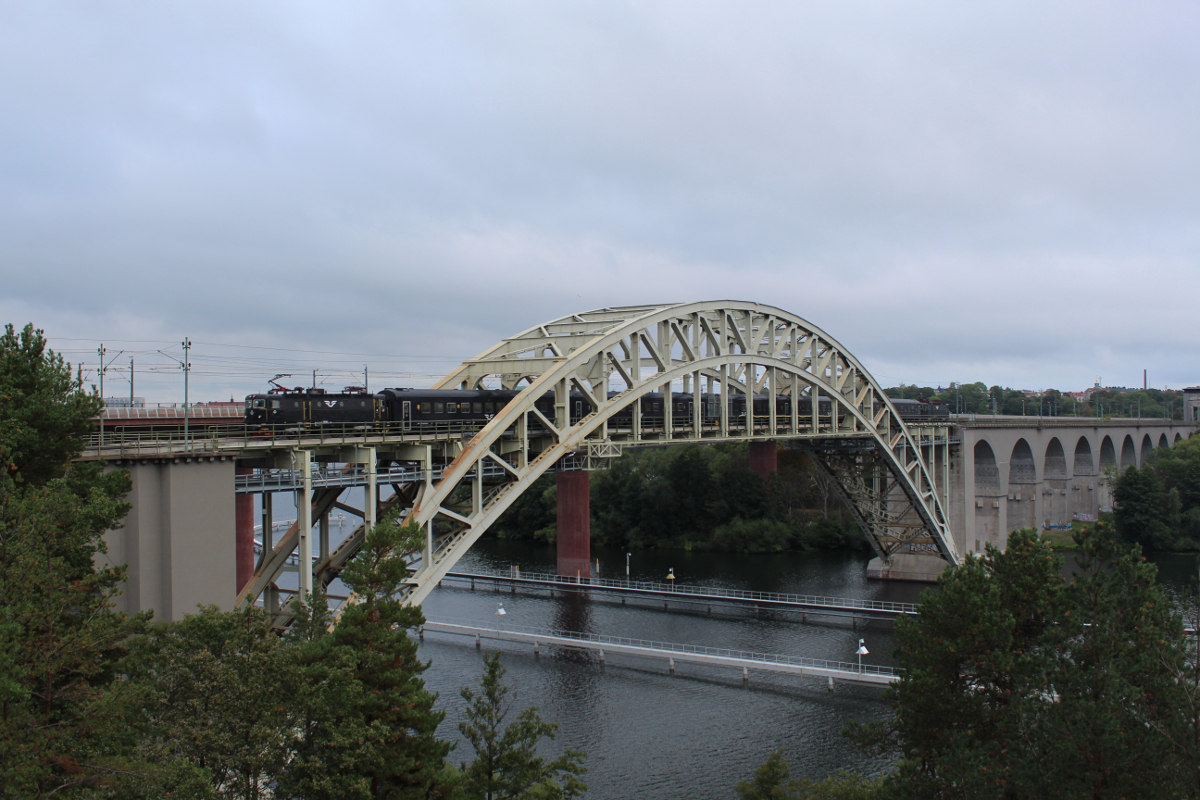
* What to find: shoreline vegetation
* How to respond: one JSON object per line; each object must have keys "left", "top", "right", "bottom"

{"left": 0, "top": 323, "right": 586, "bottom": 799}
{"left": 885, "top": 381, "right": 1185, "bottom": 419}
{"left": 743, "top": 525, "right": 1200, "bottom": 798}
{"left": 489, "top": 442, "right": 870, "bottom": 556}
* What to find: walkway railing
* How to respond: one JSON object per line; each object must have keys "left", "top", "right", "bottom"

{"left": 444, "top": 566, "right": 918, "bottom": 616}
{"left": 421, "top": 617, "right": 898, "bottom": 685}
{"left": 952, "top": 414, "right": 1184, "bottom": 427}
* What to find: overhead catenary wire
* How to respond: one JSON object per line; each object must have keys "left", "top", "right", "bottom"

{"left": 52, "top": 336, "right": 475, "bottom": 402}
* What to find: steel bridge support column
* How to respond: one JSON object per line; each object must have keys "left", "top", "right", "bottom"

{"left": 748, "top": 440, "right": 778, "bottom": 477}
{"left": 366, "top": 447, "right": 377, "bottom": 533}
{"left": 556, "top": 469, "right": 590, "bottom": 578}
{"left": 260, "top": 491, "right": 277, "bottom": 612}
{"left": 235, "top": 468, "right": 254, "bottom": 594}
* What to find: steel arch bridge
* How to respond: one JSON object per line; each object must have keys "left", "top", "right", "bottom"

{"left": 253, "top": 301, "right": 958, "bottom": 612}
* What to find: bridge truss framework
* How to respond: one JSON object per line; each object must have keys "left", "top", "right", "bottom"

{"left": 232, "top": 301, "right": 957, "bottom": 618}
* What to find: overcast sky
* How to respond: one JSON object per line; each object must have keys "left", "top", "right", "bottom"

{"left": 2, "top": 2, "right": 1198, "bottom": 401}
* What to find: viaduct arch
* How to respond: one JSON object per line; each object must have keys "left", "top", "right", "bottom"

{"left": 952, "top": 419, "right": 1192, "bottom": 555}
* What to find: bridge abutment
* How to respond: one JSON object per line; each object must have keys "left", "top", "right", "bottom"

{"left": 556, "top": 469, "right": 590, "bottom": 578}
{"left": 101, "top": 458, "right": 236, "bottom": 621}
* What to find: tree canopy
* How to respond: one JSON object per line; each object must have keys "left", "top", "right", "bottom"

{"left": 848, "top": 525, "right": 1200, "bottom": 798}
{"left": 1115, "top": 435, "right": 1200, "bottom": 551}
{"left": 491, "top": 443, "right": 867, "bottom": 554}
{"left": 883, "top": 380, "right": 1184, "bottom": 419}
{"left": 457, "top": 651, "right": 586, "bottom": 800}
{"left": 0, "top": 323, "right": 150, "bottom": 796}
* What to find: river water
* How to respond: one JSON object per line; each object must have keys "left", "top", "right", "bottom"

{"left": 417, "top": 542, "right": 922, "bottom": 799}
{"left": 414, "top": 541, "right": 1200, "bottom": 799}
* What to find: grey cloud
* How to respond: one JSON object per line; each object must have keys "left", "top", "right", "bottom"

{"left": 2, "top": 1, "right": 1198, "bottom": 400}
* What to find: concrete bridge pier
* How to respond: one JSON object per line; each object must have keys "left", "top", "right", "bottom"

{"left": 101, "top": 457, "right": 236, "bottom": 621}
{"left": 235, "top": 468, "right": 254, "bottom": 594}
{"left": 748, "top": 440, "right": 777, "bottom": 477}
{"left": 557, "top": 469, "right": 590, "bottom": 578}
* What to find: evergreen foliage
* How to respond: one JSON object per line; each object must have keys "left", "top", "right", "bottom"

{"left": 0, "top": 323, "right": 152, "bottom": 796}
{"left": 1, "top": 322, "right": 105, "bottom": 487}
{"left": 1113, "top": 465, "right": 1175, "bottom": 549}
{"left": 848, "top": 525, "right": 1198, "bottom": 798}
{"left": 279, "top": 512, "right": 453, "bottom": 799}
{"left": 457, "top": 652, "right": 586, "bottom": 800}
{"left": 0, "top": 322, "right": 463, "bottom": 797}
{"left": 735, "top": 750, "right": 880, "bottom": 800}
{"left": 120, "top": 605, "right": 295, "bottom": 799}
{"left": 1114, "top": 435, "right": 1200, "bottom": 551}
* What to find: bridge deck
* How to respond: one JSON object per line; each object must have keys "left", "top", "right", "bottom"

{"left": 442, "top": 568, "right": 917, "bottom": 618}
{"left": 80, "top": 419, "right": 957, "bottom": 462}
{"left": 421, "top": 618, "right": 897, "bottom": 686}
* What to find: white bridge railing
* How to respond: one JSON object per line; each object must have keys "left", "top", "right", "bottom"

{"left": 421, "top": 617, "right": 897, "bottom": 685}
{"left": 446, "top": 566, "right": 918, "bottom": 615}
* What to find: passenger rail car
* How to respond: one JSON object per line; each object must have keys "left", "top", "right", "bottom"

{"left": 888, "top": 397, "right": 950, "bottom": 420}
{"left": 244, "top": 386, "right": 948, "bottom": 429}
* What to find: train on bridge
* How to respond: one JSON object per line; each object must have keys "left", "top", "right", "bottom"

{"left": 243, "top": 386, "right": 948, "bottom": 429}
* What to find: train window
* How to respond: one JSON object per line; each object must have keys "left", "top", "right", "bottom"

{"left": 253, "top": 399, "right": 266, "bottom": 409}
{"left": 654, "top": 402, "right": 661, "bottom": 412}
{"left": 448, "top": 404, "right": 458, "bottom": 413}
{"left": 484, "top": 403, "right": 494, "bottom": 414}
{"left": 434, "top": 403, "right": 444, "bottom": 414}
{"left": 418, "top": 403, "right": 430, "bottom": 413}
{"left": 473, "top": 403, "right": 482, "bottom": 413}
{"left": 270, "top": 400, "right": 280, "bottom": 409}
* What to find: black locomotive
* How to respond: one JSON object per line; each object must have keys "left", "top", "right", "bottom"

{"left": 244, "top": 384, "right": 946, "bottom": 429}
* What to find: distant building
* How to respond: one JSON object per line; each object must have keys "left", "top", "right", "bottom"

{"left": 1184, "top": 388, "right": 1200, "bottom": 423}
{"left": 1083, "top": 383, "right": 1134, "bottom": 401}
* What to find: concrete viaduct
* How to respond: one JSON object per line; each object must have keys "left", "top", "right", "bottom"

{"left": 881, "top": 417, "right": 1190, "bottom": 582}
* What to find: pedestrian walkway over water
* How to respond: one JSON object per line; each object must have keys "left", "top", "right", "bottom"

{"left": 421, "top": 618, "right": 897, "bottom": 686}
{"left": 441, "top": 567, "right": 917, "bottom": 619}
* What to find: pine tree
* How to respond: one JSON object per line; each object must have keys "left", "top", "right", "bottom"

{"left": 276, "top": 591, "right": 375, "bottom": 800}
{"left": 279, "top": 512, "right": 452, "bottom": 799}
{"left": 0, "top": 323, "right": 104, "bottom": 488}
{"left": 120, "top": 604, "right": 297, "bottom": 799}
{"left": 861, "top": 525, "right": 1193, "bottom": 798}
{"left": 736, "top": 750, "right": 881, "bottom": 800}
{"left": 0, "top": 323, "right": 151, "bottom": 796}
{"left": 1114, "top": 465, "right": 1174, "bottom": 549}
{"left": 735, "top": 750, "right": 802, "bottom": 800}
{"left": 458, "top": 652, "right": 586, "bottom": 800}
{"left": 1032, "top": 528, "right": 1186, "bottom": 796}
{"left": 881, "top": 528, "right": 1064, "bottom": 797}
